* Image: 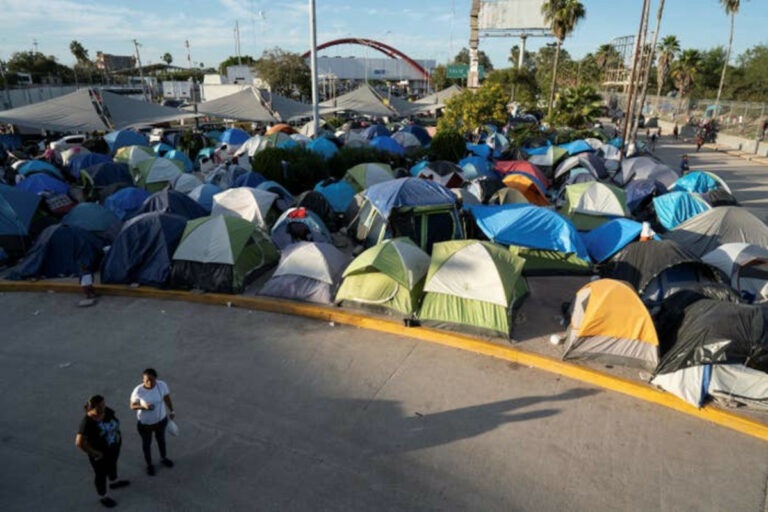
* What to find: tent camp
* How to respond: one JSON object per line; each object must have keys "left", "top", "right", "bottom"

{"left": 664, "top": 207, "right": 768, "bottom": 258}
{"left": 582, "top": 218, "right": 646, "bottom": 263}
{"left": 652, "top": 191, "right": 711, "bottom": 231}
{"left": 416, "top": 161, "right": 466, "bottom": 188}
{"left": 270, "top": 207, "right": 333, "bottom": 249}
{"left": 418, "top": 240, "right": 528, "bottom": 338}
{"left": 8, "top": 224, "right": 103, "bottom": 279}
{"left": 211, "top": 187, "right": 280, "bottom": 230}
{"left": 336, "top": 237, "right": 430, "bottom": 317}
{"left": 101, "top": 212, "right": 187, "bottom": 287}
{"left": 260, "top": 242, "right": 350, "bottom": 304}
{"left": 171, "top": 215, "right": 279, "bottom": 293}
{"left": 137, "top": 190, "right": 208, "bottom": 220}
{"left": 104, "top": 187, "right": 150, "bottom": 220}
{"left": 134, "top": 158, "right": 183, "bottom": 192}
{"left": 561, "top": 182, "right": 629, "bottom": 231}
{"left": 702, "top": 243, "right": 768, "bottom": 302}
{"left": 563, "top": 279, "right": 659, "bottom": 370}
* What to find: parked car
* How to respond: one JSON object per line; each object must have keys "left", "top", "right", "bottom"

{"left": 49, "top": 134, "right": 86, "bottom": 152}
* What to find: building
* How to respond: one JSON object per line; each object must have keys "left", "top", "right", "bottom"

{"left": 96, "top": 52, "right": 136, "bottom": 72}
{"left": 310, "top": 56, "right": 436, "bottom": 96}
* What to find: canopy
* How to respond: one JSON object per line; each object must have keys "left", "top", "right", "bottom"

{"left": 0, "top": 88, "right": 110, "bottom": 131}
{"left": 192, "top": 87, "right": 277, "bottom": 123}
{"left": 315, "top": 179, "right": 357, "bottom": 213}
{"left": 0, "top": 187, "right": 40, "bottom": 237}
{"left": 320, "top": 84, "right": 396, "bottom": 117}
{"left": 100, "top": 90, "right": 198, "bottom": 128}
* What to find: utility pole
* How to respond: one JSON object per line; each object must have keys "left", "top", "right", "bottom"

{"left": 631, "top": 0, "right": 665, "bottom": 147}
{"left": 186, "top": 39, "right": 200, "bottom": 129}
{"left": 628, "top": 1, "right": 652, "bottom": 147}
{"left": 32, "top": 38, "right": 39, "bottom": 55}
{"left": 518, "top": 35, "right": 527, "bottom": 70}
{"left": 468, "top": 0, "right": 481, "bottom": 90}
{"left": 133, "top": 39, "right": 149, "bottom": 102}
{"left": 620, "top": 0, "right": 650, "bottom": 162}
{"left": 309, "top": 0, "right": 320, "bottom": 137}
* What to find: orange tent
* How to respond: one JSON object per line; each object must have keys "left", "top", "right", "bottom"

{"left": 502, "top": 174, "right": 549, "bottom": 206}
{"left": 266, "top": 123, "right": 295, "bottom": 135}
{"left": 494, "top": 160, "right": 550, "bottom": 189}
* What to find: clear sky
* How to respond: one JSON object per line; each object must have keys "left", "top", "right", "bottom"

{"left": 0, "top": 0, "right": 766, "bottom": 71}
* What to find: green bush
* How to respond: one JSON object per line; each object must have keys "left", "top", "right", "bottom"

{"left": 251, "top": 146, "right": 329, "bottom": 194}
{"left": 429, "top": 129, "right": 465, "bottom": 162}
{"left": 324, "top": 117, "right": 345, "bottom": 129}
{"left": 328, "top": 146, "right": 405, "bottom": 179}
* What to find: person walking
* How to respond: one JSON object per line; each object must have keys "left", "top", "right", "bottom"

{"left": 673, "top": 124, "right": 679, "bottom": 140}
{"left": 680, "top": 154, "right": 690, "bottom": 175}
{"left": 650, "top": 132, "right": 658, "bottom": 152}
{"left": 76, "top": 395, "right": 130, "bottom": 508}
{"left": 696, "top": 133, "right": 705, "bottom": 152}
{"left": 130, "top": 368, "right": 175, "bottom": 476}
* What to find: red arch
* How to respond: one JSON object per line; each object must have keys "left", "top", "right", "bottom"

{"left": 302, "top": 38, "right": 430, "bottom": 80}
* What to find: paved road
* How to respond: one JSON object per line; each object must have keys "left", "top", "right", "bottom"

{"left": 1, "top": 292, "right": 767, "bottom": 511}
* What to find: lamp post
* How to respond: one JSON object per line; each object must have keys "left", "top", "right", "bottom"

{"left": 309, "top": 0, "right": 320, "bottom": 137}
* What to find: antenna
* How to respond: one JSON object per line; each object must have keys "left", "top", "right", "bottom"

{"left": 32, "top": 38, "right": 39, "bottom": 55}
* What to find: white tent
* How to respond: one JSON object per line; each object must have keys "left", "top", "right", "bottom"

{"left": 702, "top": 243, "right": 768, "bottom": 302}
{"left": 211, "top": 187, "right": 279, "bottom": 230}
{"left": 171, "top": 173, "right": 203, "bottom": 194}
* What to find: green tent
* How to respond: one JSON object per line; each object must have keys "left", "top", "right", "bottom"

{"left": 115, "top": 145, "right": 154, "bottom": 170}
{"left": 134, "top": 157, "right": 184, "bottom": 193}
{"left": 418, "top": 240, "right": 528, "bottom": 338}
{"left": 343, "top": 163, "right": 394, "bottom": 192}
{"left": 170, "top": 215, "right": 279, "bottom": 293}
{"left": 512, "top": 246, "right": 592, "bottom": 275}
{"left": 336, "top": 237, "right": 430, "bottom": 316}
{"left": 561, "top": 182, "right": 629, "bottom": 231}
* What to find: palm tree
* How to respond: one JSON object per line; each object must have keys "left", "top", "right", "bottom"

{"left": 69, "top": 40, "right": 89, "bottom": 65}
{"left": 594, "top": 44, "right": 616, "bottom": 72}
{"left": 671, "top": 49, "right": 701, "bottom": 114}
{"left": 162, "top": 53, "right": 173, "bottom": 66}
{"left": 542, "top": 0, "right": 587, "bottom": 117}
{"left": 656, "top": 35, "right": 680, "bottom": 97}
{"left": 714, "top": 0, "right": 747, "bottom": 112}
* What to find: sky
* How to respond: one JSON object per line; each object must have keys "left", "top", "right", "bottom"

{"left": 0, "top": 0, "right": 767, "bottom": 71}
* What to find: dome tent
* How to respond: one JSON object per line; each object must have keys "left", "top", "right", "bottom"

{"left": 270, "top": 207, "right": 333, "bottom": 250}
{"left": 494, "top": 160, "right": 550, "bottom": 190}
{"left": 582, "top": 218, "right": 647, "bottom": 263}
{"left": 171, "top": 172, "right": 203, "bottom": 194}
{"left": 17, "top": 174, "right": 69, "bottom": 196}
{"left": 137, "top": 190, "right": 208, "bottom": 220}
{"left": 104, "top": 187, "right": 151, "bottom": 220}
{"left": 314, "top": 179, "right": 357, "bottom": 214}
{"left": 8, "top": 224, "right": 103, "bottom": 279}
{"left": 101, "top": 212, "right": 187, "bottom": 287}
{"left": 343, "top": 163, "right": 394, "bottom": 192}
{"left": 260, "top": 242, "right": 351, "bottom": 304}
{"left": 652, "top": 191, "right": 710, "bottom": 231}
{"left": 561, "top": 182, "right": 629, "bottom": 231}
{"left": 701, "top": 243, "right": 768, "bottom": 303}
{"left": 134, "top": 158, "right": 184, "bottom": 192}
{"left": 418, "top": 240, "right": 528, "bottom": 338}
{"left": 664, "top": 207, "right": 768, "bottom": 258}
{"left": 171, "top": 215, "right": 279, "bottom": 294}
{"left": 62, "top": 202, "right": 121, "bottom": 242}
{"left": 672, "top": 170, "right": 731, "bottom": 194}
{"left": 0, "top": 187, "right": 41, "bottom": 256}
{"left": 336, "top": 237, "right": 430, "bottom": 317}
{"left": 105, "top": 130, "right": 148, "bottom": 153}
{"left": 211, "top": 187, "right": 280, "bottom": 230}
{"left": 67, "top": 152, "right": 112, "bottom": 179}
{"left": 416, "top": 161, "right": 466, "bottom": 189}
{"left": 80, "top": 162, "right": 133, "bottom": 189}
{"left": 187, "top": 183, "right": 221, "bottom": 212}
{"left": 501, "top": 173, "right": 548, "bottom": 206}
{"left": 114, "top": 145, "right": 154, "bottom": 170}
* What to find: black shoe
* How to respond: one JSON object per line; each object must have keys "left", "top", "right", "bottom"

{"left": 146, "top": 464, "right": 155, "bottom": 476}
{"left": 100, "top": 497, "right": 117, "bottom": 508}
{"left": 109, "top": 480, "right": 130, "bottom": 490}
{"left": 161, "top": 458, "right": 174, "bottom": 468}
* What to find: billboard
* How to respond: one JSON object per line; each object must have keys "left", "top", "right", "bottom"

{"left": 478, "top": 0, "right": 550, "bottom": 31}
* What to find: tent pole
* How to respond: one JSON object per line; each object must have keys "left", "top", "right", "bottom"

{"left": 309, "top": 0, "right": 320, "bottom": 137}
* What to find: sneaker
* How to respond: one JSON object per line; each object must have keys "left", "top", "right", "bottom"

{"left": 109, "top": 480, "right": 130, "bottom": 490}
{"left": 100, "top": 497, "right": 117, "bottom": 508}
{"left": 146, "top": 464, "right": 155, "bottom": 476}
{"left": 161, "top": 458, "right": 174, "bottom": 468}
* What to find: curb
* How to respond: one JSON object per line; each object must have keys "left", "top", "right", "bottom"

{"left": 3, "top": 280, "right": 768, "bottom": 442}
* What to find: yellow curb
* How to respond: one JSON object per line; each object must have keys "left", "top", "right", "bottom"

{"left": 3, "top": 280, "right": 768, "bottom": 442}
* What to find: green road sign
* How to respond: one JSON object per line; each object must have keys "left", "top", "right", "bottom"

{"left": 446, "top": 64, "right": 485, "bottom": 79}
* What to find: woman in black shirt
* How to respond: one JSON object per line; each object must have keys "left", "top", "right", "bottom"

{"left": 75, "top": 395, "right": 130, "bottom": 508}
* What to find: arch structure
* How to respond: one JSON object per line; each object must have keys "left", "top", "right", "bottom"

{"left": 302, "top": 38, "right": 430, "bottom": 80}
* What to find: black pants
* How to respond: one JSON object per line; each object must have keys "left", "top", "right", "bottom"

{"left": 88, "top": 447, "right": 120, "bottom": 496}
{"left": 137, "top": 417, "right": 168, "bottom": 465}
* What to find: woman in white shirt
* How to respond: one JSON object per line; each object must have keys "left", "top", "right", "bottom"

{"left": 130, "top": 368, "right": 175, "bottom": 476}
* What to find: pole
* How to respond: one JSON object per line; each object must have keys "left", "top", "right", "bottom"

{"left": 631, "top": 0, "right": 665, "bottom": 148}
{"left": 518, "top": 35, "right": 527, "bottom": 69}
{"left": 186, "top": 40, "right": 200, "bottom": 129}
{"left": 619, "top": 0, "right": 649, "bottom": 162}
{"left": 468, "top": 0, "right": 480, "bottom": 90}
{"left": 628, "top": 0, "right": 651, "bottom": 148}
{"left": 309, "top": 0, "right": 320, "bottom": 137}
{"left": 133, "top": 39, "right": 149, "bottom": 102}
{"left": 235, "top": 21, "right": 242, "bottom": 65}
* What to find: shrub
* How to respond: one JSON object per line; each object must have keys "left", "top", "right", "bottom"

{"left": 328, "top": 146, "right": 405, "bottom": 179}
{"left": 251, "top": 146, "right": 329, "bottom": 194}
{"left": 429, "top": 129, "right": 465, "bottom": 162}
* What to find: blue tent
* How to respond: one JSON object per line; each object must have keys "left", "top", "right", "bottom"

{"left": 314, "top": 179, "right": 356, "bottom": 213}
{"left": 67, "top": 152, "right": 112, "bottom": 178}
{"left": 608, "top": 137, "right": 623, "bottom": 149}
{"left": 101, "top": 212, "right": 187, "bottom": 287}
{"left": 257, "top": 180, "right": 295, "bottom": 211}
{"left": 402, "top": 125, "right": 431, "bottom": 146}
{"left": 276, "top": 138, "right": 300, "bottom": 150}
{"left": 153, "top": 142, "right": 175, "bottom": 156}
{"left": 63, "top": 203, "right": 122, "bottom": 239}
{"left": 522, "top": 140, "right": 553, "bottom": 155}
{"left": 0, "top": 187, "right": 40, "bottom": 238}
{"left": 365, "top": 178, "right": 457, "bottom": 217}
{"left": 271, "top": 207, "right": 333, "bottom": 250}
{"left": 137, "top": 190, "right": 208, "bottom": 220}
{"left": 195, "top": 147, "right": 216, "bottom": 164}
{"left": 307, "top": 137, "right": 338, "bottom": 160}
{"left": 466, "top": 143, "right": 492, "bottom": 159}
{"left": 187, "top": 183, "right": 221, "bottom": 212}
{"left": 559, "top": 140, "right": 594, "bottom": 156}
{"left": 471, "top": 204, "right": 590, "bottom": 261}
{"left": 0, "top": 134, "right": 22, "bottom": 151}
{"left": 164, "top": 149, "right": 194, "bottom": 172}
{"left": 583, "top": 218, "right": 645, "bottom": 263}
{"left": 9, "top": 224, "right": 103, "bottom": 279}
{"left": 105, "top": 130, "right": 148, "bottom": 153}
{"left": 653, "top": 191, "right": 711, "bottom": 231}
{"left": 459, "top": 156, "right": 493, "bottom": 180}
{"left": 672, "top": 171, "right": 727, "bottom": 194}
{"left": 486, "top": 132, "right": 509, "bottom": 153}
{"left": 105, "top": 187, "right": 151, "bottom": 220}
{"left": 409, "top": 160, "right": 430, "bottom": 177}
{"left": 371, "top": 136, "right": 405, "bottom": 156}
{"left": 17, "top": 160, "right": 64, "bottom": 180}
{"left": 81, "top": 162, "right": 133, "bottom": 188}
{"left": 17, "top": 174, "right": 69, "bottom": 196}
{"left": 219, "top": 128, "right": 250, "bottom": 145}
{"left": 625, "top": 178, "right": 666, "bottom": 212}
{"left": 233, "top": 171, "right": 266, "bottom": 188}
{"left": 364, "top": 124, "right": 390, "bottom": 140}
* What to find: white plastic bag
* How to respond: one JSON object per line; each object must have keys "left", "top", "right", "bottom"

{"left": 167, "top": 419, "right": 179, "bottom": 437}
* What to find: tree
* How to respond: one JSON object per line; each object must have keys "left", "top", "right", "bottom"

{"left": 508, "top": 45, "right": 534, "bottom": 70}
{"left": 438, "top": 81, "right": 509, "bottom": 135}
{"left": 594, "top": 44, "right": 620, "bottom": 74}
{"left": 714, "top": 0, "right": 747, "bottom": 113}
{"left": 671, "top": 49, "right": 702, "bottom": 111}
{"left": 218, "top": 55, "right": 256, "bottom": 75}
{"left": 69, "top": 40, "right": 89, "bottom": 65}
{"left": 6, "top": 51, "right": 73, "bottom": 84}
{"left": 551, "top": 85, "right": 602, "bottom": 128}
{"left": 254, "top": 48, "right": 310, "bottom": 100}
{"left": 162, "top": 53, "right": 173, "bottom": 66}
{"left": 453, "top": 47, "right": 494, "bottom": 71}
{"left": 541, "top": 0, "right": 587, "bottom": 116}
{"left": 486, "top": 68, "right": 540, "bottom": 111}
{"left": 656, "top": 35, "right": 680, "bottom": 97}
{"left": 431, "top": 65, "right": 448, "bottom": 91}
{"left": 692, "top": 47, "right": 726, "bottom": 98}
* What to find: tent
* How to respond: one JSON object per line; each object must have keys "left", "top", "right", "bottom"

{"left": 364, "top": 124, "right": 391, "bottom": 140}
{"left": 336, "top": 237, "right": 430, "bottom": 316}
{"left": 459, "top": 156, "right": 493, "bottom": 180}
{"left": 17, "top": 174, "right": 69, "bottom": 196}
{"left": 80, "top": 162, "right": 132, "bottom": 189}
{"left": 343, "top": 163, "right": 394, "bottom": 192}
{"left": 558, "top": 140, "right": 594, "bottom": 156}
{"left": 171, "top": 215, "right": 279, "bottom": 293}
{"left": 401, "top": 125, "right": 432, "bottom": 146}
{"left": 418, "top": 240, "right": 528, "bottom": 338}
{"left": 392, "top": 131, "right": 422, "bottom": 153}
{"left": 17, "top": 160, "right": 64, "bottom": 180}
{"left": 61, "top": 146, "right": 90, "bottom": 166}
{"left": 562, "top": 182, "right": 629, "bottom": 231}
{"left": 705, "top": 188, "right": 739, "bottom": 207}
{"left": 0, "top": 187, "right": 41, "bottom": 255}
{"left": 315, "top": 179, "right": 357, "bottom": 214}
{"left": 494, "top": 161, "right": 550, "bottom": 190}
{"left": 101, "top": 212, "right": 188, "bottom": 287}
{"left": 62, "top": 202, "right": 121, "bottom": 241}
{"left": 488, "top": 188, "right": 529, "bottom": 205}
{"left": 137, "top": 189, "right": 208, "bottom": 220}
{"left": 260, "top": 242, "right": 350, "bottom": 304}
{"left": 164, "top": 149, "right": 194, "bottom": 172}
{"left": 0, "top": 89, "right": 110, "bottom": 131}
{"left": 256, "top": 181, "right": 295, "bottom": 212}
{"left": 171, "top": 172, "right": 203, "bottom": 194}
{"left": 104, "top": 187, "right": 150, "bottom": 220}
{"left": 554, "top": 154, "right": 607, "bottom": 183}
{"left": 664, "top": 207, "right": 768, "bottom": 258}
{"left": 212, "top": 187, "right": 280, "bottom": 230}
{"left": 105, "top": 130, "right": 148, "bottom": 153}
{"left": 501, "top": 173, "right": 549, "bottom": 206}
{"left": 220, "top": 128, "right": 250, "bottom": 146}
{"left": 266, "top": 123, "right": 295, "bottom": 135}
{"left": 583, "top": 218, "right": 646, "bottom": 263}
{"left": 134, "top": 157, "right": 183, "bottom": 192}
{"left": 270, "top": 207, "right": 333, "bottom": 249}
{"left": 67, "top": 152, "right": 112, "bottom": 179}
{"left": 528, "top": 145, "right": 568, "bottom": 176}
{"left": 625, "top": 178, "right": 667, "bottom": 214}
{"left": 350, "top": 178, "right": 462, "bottom": 252}
{"left": 563, "top": 279, "right": 659, "bottom": 369}
{"left": 114, "top": 145, "right": 154, "bottom": 170}
{"left": 295, "top": 190, "right": 337, "bottom": 232}
{"left": 471, "top": 204, "right": 591, "bottom": 274}
{"left": 306, "top": 137, "right": 338, "bottom": 160}
{"left": 234, "top": 135, "right": 272, "bottom": 162}
{"left": 702, "top": 243, "right": 768, "bottom": 303}
{"left": 672, "top": 170, "right": 731, "bottom": 194}
{"left": 416, "top": 161, "right": 466, "bottom": 188}
{"left": 617, "top": 156, "right": 679, "bottom": 188}
{"left": 99, "top": 91, "right": 198, "bottom": 128}
{"left": 260, "top": 90, "right": 313, "bottom": 121}
{"left": 8, "top": 224, "right": 103, "bottom": 279}
{"left": 371, "top": 136, "right": 405, "bottom": 156}
{"left": 187, "top": 183, "right": 221, "bottom": 212}
{"left": 466, "top": 176, "right": 504, "bottom": 204}
{"left": 153, "top": 142, "right": 174, "bottom": 156}
{"left": 653, "top": 191, "right": 711, "bottom": 231}
{"left": 233, "top": 171, "right": 267, "bottom": 189}
{"left": 319, "top": 83, "right": 396, "bottom": 117}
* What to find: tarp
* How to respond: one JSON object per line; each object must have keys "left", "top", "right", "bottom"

{"left": 62, "top": 202, "right": 121, "bottom": 240}
{"left": 410, "top": 85, "right": 462, "bottom": 113}
{"left": 672, "top": 171, "right": 730, "bottom": 194}
{"left": 583, "top": 218, "right": 644, "bottom": 263}
{"left": 664, "top": 207, "right": 768, "bottom": 257}
{"left": 0, "top": 89, "right": 109, "bottom": 131}
{"left": 320, "top": 84, "right": 396, "bottom": 117}
{"left": 101, "top": 90, "right": 198, "bottom": 128}
{"left": 192, "top": 87, "right": 277, "bottom": 122}
{"left": 259, "top": 89, "right": 313, "bottom": 121}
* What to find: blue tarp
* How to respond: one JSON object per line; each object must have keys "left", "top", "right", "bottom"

{"left": 101, "top": 212, "right": 187, "bottom": 287}
{"left": 522, "top": 141, "right": 552, "bottom": 155}
{"left": 9, "top": 224, "right": 103, "bottom": 279}
{"left": 307, "top": 137, "right": 338, "bottom": 160}
{"left": 471, "top": 204, "right": 590, "bottom": 261}
{"left": 0, "top": 187, "right": 40, "bottom": 236}
{"left": 153, "top": 142, "right": 175, "bottom": 156}
{"left": 17, "top": 160, "right": 63, "bottom": 179}
{"left": 82, "top": 162, "right": 133, "bottom": 187}
{"left": 137, "top": 190, "right": 207, "bottom": 220}
{"left": 233, "top": 172, "right": 267, "bottom": 188}
{"left": 364, "top": 124, "right": 390, "bottom": 140}
{"left": 187, "top": 184, "right": 221, "bottom": 212}
{"left": 315, "top": 180, "right": 356, "bottom": 213}
{"left": 17, "top": 174, "right": 69, "bottom": 195}
{"left": 558, "top": 140, "right": 594, "bottom": 156}
{"left": 67, "top": 152, "right": 112, "bottom": 178}
{"left": 583, "top": 218, "right": 644, "bottom": 263}
{"left": 466, "top": 143, "right": 492, "bottom": 159}
{"left": 371, "top": 136, "right": 404, "bottom": 156}
{"left": 164, "top": 150, "right": 194, "bottom": 172}
{"left": 63, "top": 203, "right": 122, "bottom": 238}
{"left": 672, "top": 171, "right": 721, "bottom": 194}
{"left": 105, "top": 187, "right": 151, "bottom": 220}
{"left": 401, "top": 125, "right": 431, "bottom": 146}
{"left": 105, "top": 130, "right": 148, "bottom": 153}
{"left": 460, "top": 156, "right": 493, "bottom": 180}
{"left": 364, "top": 178, "right": 457, "bottom": 217}
{"left": 653, "top": 191, "right": 711, "bottom": 231}
{"left": 219, "top": 128, "right": 250, "bottom": 145}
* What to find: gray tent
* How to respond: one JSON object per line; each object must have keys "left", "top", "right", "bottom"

{"left": 410, "top": 85, "right": 462, "bottom": 113}
{"left": 192, "top": 88, "right": 277, "bottom": 122}
{"left": 664, "top": 207, "right": 768, "bottom": 258}
{"left": 320, "top": 84, "right": 396, "bottom": 117}
{"left": 259, "top": 241, "right": 351, "bottom": 304}
{"left": 617, "top": 156, "right": 679, "bottom": 188}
